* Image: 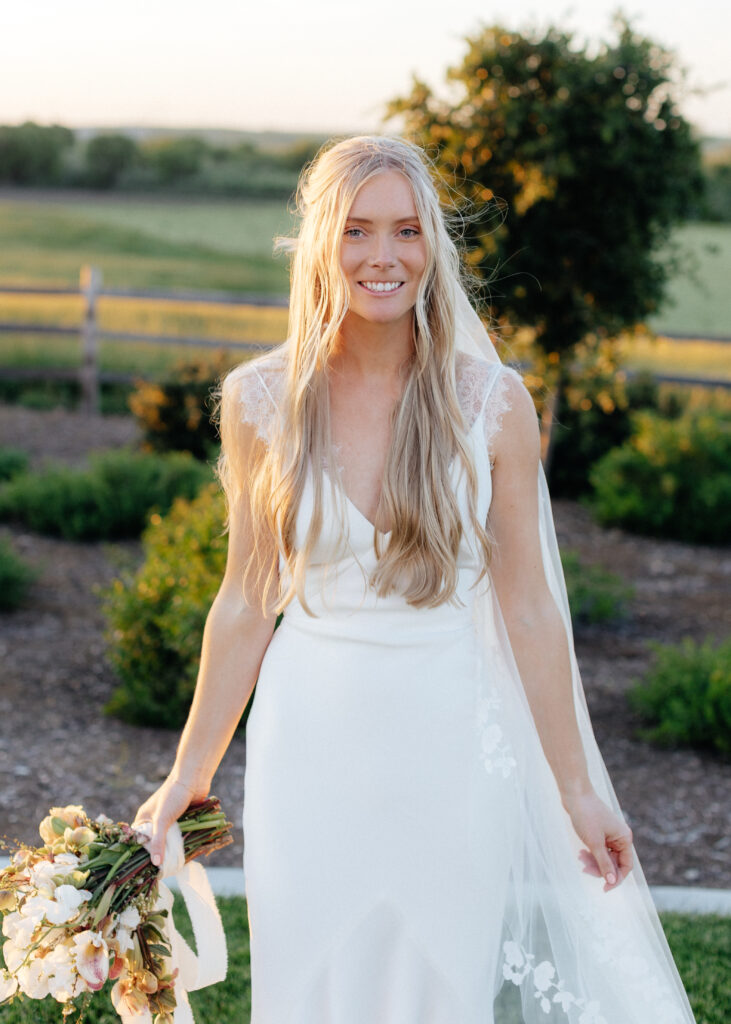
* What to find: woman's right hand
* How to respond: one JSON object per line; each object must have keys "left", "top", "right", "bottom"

{"left": 131, "top": 774, "right": 210, "bottom": 868}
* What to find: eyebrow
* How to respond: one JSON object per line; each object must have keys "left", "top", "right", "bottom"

{"left": 345, "top": 216, "right": 420, "bottom": 225}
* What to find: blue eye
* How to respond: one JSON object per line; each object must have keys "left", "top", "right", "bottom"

{"left": 344, "top": 227, "right": 364, "bottom": 238}
{"left": 400, "top": 228, "right": 419, "bottom": 238}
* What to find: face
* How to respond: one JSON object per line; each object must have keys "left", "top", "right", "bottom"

{"left": 339, "top": 168, "right": 428, "bottom": 328}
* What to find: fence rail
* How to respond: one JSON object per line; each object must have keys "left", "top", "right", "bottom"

{"left": 0, "top": 266, "right": 729, "bottom": 413}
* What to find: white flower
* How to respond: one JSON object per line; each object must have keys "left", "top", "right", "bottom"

{"left": 503, "top": 940, "right": 525, "bottom": 968}
{"left": 43, "top": 943, "right": 81, "bottom": 1003}
{"left": 42, "top": 884, "right": 91, "bottom": 925}
{"left": 481, "top": 723, "right": 503, "bottom": 753}
{"left": 533, "top": 960, "right": 556, "bottom": 991}
{"left": 17, "top": 957, "right": 50, "bottom": 999}
{"left": 3, "top": 904, "right": 44, "bottom": 946}
{"left": 95, "top": 813, "right": 114, "bottom": 826}
{"left": 579, "top": 1001, "right": 608, "bottom": 1024}
{"left": 73, "top": 930, "right": 109, "bottom": 991}
{"left": 117, "top": 906, "right": 141, "bottom": 930}
{"left": 0, "top": 968, "right": 18, "bottom": 1002}
{"left": 52, "top": 853, "right": 80, "bottom": 868}
{"left": 3, "top": 939, "right": 25, "bottom": 973}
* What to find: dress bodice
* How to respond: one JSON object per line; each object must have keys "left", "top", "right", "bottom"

{"left": 236, "top": 347, "right": 520, "bottom": 638}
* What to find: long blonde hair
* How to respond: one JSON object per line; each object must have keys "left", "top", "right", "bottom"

{"left": 214, "top": 135, "right": 492, "bottom": 616}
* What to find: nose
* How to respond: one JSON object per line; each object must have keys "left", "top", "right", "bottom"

{"left": 367, "top": 233, "right": 397, "bottom": 268}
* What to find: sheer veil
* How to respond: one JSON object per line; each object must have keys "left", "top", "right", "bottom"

{"left": 453, "top": 283, "right": 697, "bottom": 1023}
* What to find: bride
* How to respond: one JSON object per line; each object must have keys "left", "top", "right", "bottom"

{"left": 133, "top": 135, "right": 697, "bottom": 1023}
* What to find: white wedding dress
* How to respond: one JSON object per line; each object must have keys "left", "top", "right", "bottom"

{"left": 237, "top": 347, "right": 697, "bottom": 1024}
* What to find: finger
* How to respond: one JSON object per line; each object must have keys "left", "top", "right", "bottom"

{"left": 592, "top": 843, "right": 619, "bottom": 888}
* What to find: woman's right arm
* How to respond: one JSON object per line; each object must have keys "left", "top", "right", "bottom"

{"left": 132, "top": 402, "right": 279, "bottom": 866}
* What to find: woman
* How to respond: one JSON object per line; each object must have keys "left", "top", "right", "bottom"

{"left": 133, "top": 136, "right": 697, "bottom": 1023}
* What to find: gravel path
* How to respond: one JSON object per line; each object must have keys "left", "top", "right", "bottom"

{"left": 0, "top": 402, "right": 729, "bottom": 888}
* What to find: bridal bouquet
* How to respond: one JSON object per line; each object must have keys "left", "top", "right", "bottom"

{"left": 0, "top": 798, "right": 232, "bottom": 1022}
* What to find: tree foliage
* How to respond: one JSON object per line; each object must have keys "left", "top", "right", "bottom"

{"left": 0, "top": 121, "right": 74, "bottom": 185}
{"left": 386, "top": 14, "right": 704, "bottom": 360}
{"left": 85, "top": 133, "right": 140, "bottom": 188}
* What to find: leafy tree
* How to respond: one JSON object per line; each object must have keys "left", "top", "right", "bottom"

{"left": 142, "top": 135, "right": 211, "bottom": 185}
{"left": 84, "top": 132, "right": 139, "bottom": 188}
{"left": 0, "top": 121, "right": 74, "bottom": 184}
{"left": 386, "top": 14, "right": 704, "bottom": 409}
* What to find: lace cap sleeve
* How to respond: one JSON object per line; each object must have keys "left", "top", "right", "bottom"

{"left": 480, "top": 364, "right": 527, "bottom": 465}
{"left": 237, "top": 349, "right": 287, "bottom": 445}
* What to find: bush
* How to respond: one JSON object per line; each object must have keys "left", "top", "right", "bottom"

{"left": 561, "top": 551, "right": 633, "bottom": 625}
{"left": 0, "top": 535, "right": 38, "bottom": 611}
{"left": 0, "top": 449, "right": 213, "bottom": 540}
{"left": 589, "top": 408, "right": 731, "bottom": 543}
{"left": 549, "top": 340, "right": 660, "bottom": 498}
{"left": 628, "top": 637, "right": 731, "bottom": 755}
{"left": 128, "top": 355, "right": 230, "bottom": 460}
{"left": 0, "top": 447, "right": 29, "bottom": 482}
{"left": 102, "top": 483, "right": 229, "bottom": 728}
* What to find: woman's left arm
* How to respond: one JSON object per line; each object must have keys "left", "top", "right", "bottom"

{"left": 487, "top": 373, "right": 634, "bottom": 891}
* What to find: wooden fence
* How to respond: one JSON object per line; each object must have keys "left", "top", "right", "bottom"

{"left": 0, "top": 265, "right": 728, "bottom": 415}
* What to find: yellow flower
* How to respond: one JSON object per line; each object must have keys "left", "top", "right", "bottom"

{"left": 63, "top": 826, "right": 97, "bottom": 852}
{"left": 39, "top": 806, "right": 87, "bottom": 844}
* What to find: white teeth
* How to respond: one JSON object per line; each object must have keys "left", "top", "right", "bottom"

{"left": 361, "top": 281, "right": 402, "bottom": 293}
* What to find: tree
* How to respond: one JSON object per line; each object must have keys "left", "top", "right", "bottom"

{"left": 142, "top": 136, "right": 211, "bottom": 185}
{"left": 386, "top": 14, "right": 703, "bottom": 402}
{"left": 0, "top": 122, "right": 74, "bottom": 185}
{"left": 85, "top": 133, "right": 139, "bottom": 188}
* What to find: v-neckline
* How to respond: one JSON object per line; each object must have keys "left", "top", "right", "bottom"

{"left": 321, "top": 408, "right": 485, "bottom": 537}
{"left": 322, "top": 463, "right": 392, "bottom": 536}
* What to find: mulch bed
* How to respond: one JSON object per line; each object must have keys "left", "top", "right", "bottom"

{"left": 0, "top": 401, "right": 729, "bottom": 888}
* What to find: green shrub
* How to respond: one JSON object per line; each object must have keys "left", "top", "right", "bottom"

{"left": 628, "top": 637, "right": 731, "bottom": 755}
{"left": 0, "top": 447, "right": 29, "bottom": 482}
{"left": 548, "top": 339, "right": 660, "bottom": 498}
{"left": 128, "top": 355, "right": 231, "bottom": 460}
{"left": 102, "top": 482, "right": 230, "bottom": 727}
{"left": 589, "top": 408, "right": 731, "bottom": 543}
{"left": 0, "top": 535, "right": 38, "bottom": 611}
{"left": 0, "top": 377, "right": 135, "bottom": 414}
{"left": 561, "top": 550, "right": 633, "bottom": 625}
{"left": 0, "top": 448, "right": 213, "bottom": 540}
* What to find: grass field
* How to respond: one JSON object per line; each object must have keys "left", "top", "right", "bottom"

{"left": 0, "top": 193, "right": 728, "bottom": 388}
{"left": 1, "top": 896, "right": 728, "bottom": 1023}
{"left": 0, "top": 194, "right": 292, "bottom": 294}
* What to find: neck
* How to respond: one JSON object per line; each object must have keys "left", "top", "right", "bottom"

{"left": 330, "top": 313, "right": 415, "bottom": 381}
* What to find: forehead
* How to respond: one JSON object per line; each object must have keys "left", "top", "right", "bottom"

{"left": 346, "top": 169, "right": 419, "bottom": 220}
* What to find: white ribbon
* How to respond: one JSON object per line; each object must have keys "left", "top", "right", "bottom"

{"left": 120, "top": 822, "right": 228, "bottom": 1023}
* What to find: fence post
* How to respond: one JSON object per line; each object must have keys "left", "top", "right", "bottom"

{"left": 79, "top": 264, "right": 102, "bottom": 415}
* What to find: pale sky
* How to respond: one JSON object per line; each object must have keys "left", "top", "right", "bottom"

{"left": 1, "top": 0, "right": 728, "bottom": 137}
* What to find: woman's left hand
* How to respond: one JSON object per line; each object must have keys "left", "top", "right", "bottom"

{"left": 562, "top": 789, "right": 634, "bottom": 892}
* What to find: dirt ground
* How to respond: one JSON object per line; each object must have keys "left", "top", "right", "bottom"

{"left": 0, "top": 401, "right": 729, "bottom": 888}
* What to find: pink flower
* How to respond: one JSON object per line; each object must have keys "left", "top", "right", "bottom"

{"left": 73, "top": 930, "right": 109, "bottom": 991}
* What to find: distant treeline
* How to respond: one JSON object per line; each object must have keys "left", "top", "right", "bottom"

{"left": 0, "top": 122, "right": 325, "bottom": 199}
{"left": 0, "top": 121, "right": 730, "bottom": 219}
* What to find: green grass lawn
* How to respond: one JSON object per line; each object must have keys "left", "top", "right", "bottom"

{"left": 646, "top": 222, "right": 731, "bottom": 339}
{"left": 0, "top": 195, "right": 291, "bottom": 294}
{"left": 1, "top": 898, "right": 728, "bottom": 1023}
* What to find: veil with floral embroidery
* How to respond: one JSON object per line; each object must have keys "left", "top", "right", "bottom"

{"left": 453, "top": 282, "right": 697, "bottom": 1023}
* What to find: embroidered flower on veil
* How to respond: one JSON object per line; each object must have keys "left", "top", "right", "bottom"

{"left": 501, "top": 940, "right": 607, "bottom": 1022}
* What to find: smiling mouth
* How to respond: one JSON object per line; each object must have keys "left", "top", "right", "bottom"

{"left": 358, "top": 281, "right": 405, "bottom": 294}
